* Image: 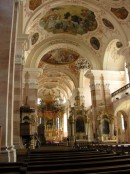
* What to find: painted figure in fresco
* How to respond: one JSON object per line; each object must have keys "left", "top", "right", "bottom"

{"left": 29, "top": 0, "right": 42, "bottom": 11}
{"left": 40, "top": 48, "right": 79, "bottom": 65}
{"left": 39, "top": 6, "right": 97, "bottom": 35}
{"left": 111, "top": 7, "right": 128, "bottom": 20}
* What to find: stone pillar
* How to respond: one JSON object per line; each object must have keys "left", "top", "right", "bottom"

{"left": 13, "top": 54, "right": 24, "bottom": 149}
{"left": 100, "top": 74, "right": 112, "bottom": 111}
{"left": 23, "top": 71, "right": 30, "bottom": 104}
{"left": 79, "top": 69, "right": 84, "bottom": 88}
{"left": 121, "top": 47, "right": 130, "bottom": 82}
{"left": 87, "top": 72, "right": 98, "bottom": 141}
{"left": 23, "top": 68, "right": 43, "bottom": 109}
{"left": 0, "top": 0, "right": 19, "bottom": 162}
{"left": 13, "top": 34, "right": 28, "bottom": 149}
{"left": 68, "top": 108, "right": 75, "bottom": 144}
{"left": 126, "top": 62, "right": 130, "bottom": 83}
{"left": 100, "top": 74, "right": 106, "bottom": 106}
{"left": 23, "top": 68, "right": 44, "bottom": 144}
{"left": 110, "top": 120, "right": 115, "bottom": 139}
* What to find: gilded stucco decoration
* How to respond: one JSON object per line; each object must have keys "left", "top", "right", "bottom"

{"left": 39, "top": 5, "right": 97, "bottom": 35}
{"left": 29, "top": 0, "right": 42, "bottom": 11}
{"left": 111, "top": 7, "right": 129, "bottom": 20}
{"left": 39, "top": 48, "right": 80, "bottom": 65}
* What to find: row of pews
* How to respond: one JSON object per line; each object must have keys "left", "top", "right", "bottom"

{"left": 0, "top": 143, "right": 130, "bottom": 174}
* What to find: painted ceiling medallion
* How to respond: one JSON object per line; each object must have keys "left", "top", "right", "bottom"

{"left": 90, "top": 37, "right": 100, "bottom": 50}
{"left": 40, "top": 48, "right": 80, "bottom": 65}
{"left": 111, "top": 7, "right": 128, "bottom": 20}
{"left": 29, "top": 0, "right": 42, "bottom": 11}
{"left": 31, "top": 33, "right": 39, "bottom": 45}
{"left": 39, "top": 5, "right": 97, "bottom": 35}
{"left": 102, "top": 18, "right": 114, "bottom": 30}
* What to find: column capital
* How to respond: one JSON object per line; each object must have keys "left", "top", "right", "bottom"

{"left": 23, "top": 68, "right": 43, "bottom": 79}
{"left": 90, "top": 83, "right": 101, "bottom": 90}
{"left": 15, "top": 54, "right": 24, "bottom": 65}
{"left": 84, "top": 69, "right": 93, "bottom": 79}
{"left": 104, "top": 83, "right": 110, "bottom": 89}
{"left": 17, "top": 34, "right": 29, "bottom": 51}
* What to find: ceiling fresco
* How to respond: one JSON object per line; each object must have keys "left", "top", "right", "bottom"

{"left": 111, "top": 7, "right": 129, "bottom": 20}
{"left": 29, "top": 0, "right": 42, "bottom": 11}
{"left": 90, "top": 37, "right": 100, "bottom": 50}
{"left": 22, "top": 0, "right": 130, "bottom": 101}
{"left": 38, "top": 69, "right": 75, "bottom": 100}
{"left": 31, "top": 32, "right": 39, "bottom": 45}
{"left": 39, "top": 5, "right": 97, "bottom": 35}
{"left": 38, "top": 48, "right": 80, "bottom": 66}
{"left": 102, "top": 18, "right": 114, "bottom": 30}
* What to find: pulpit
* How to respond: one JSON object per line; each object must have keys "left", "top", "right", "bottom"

{"left": 20, "top": 98, "right": 35, "bottom": 148}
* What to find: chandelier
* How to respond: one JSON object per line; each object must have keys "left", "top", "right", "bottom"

{"left": 38, "top": 92, "right": 64, "bottom": 119}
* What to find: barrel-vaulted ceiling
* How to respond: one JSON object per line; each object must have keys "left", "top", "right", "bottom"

{"left": 20, "top": 0, "right": 130, "bottom": 102}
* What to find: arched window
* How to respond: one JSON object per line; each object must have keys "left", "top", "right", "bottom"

{"left": 121, "top": 114, "right": 127, "bottom": 130}
{"left": 76, "top": 117, "right": 85, "bottom": 133}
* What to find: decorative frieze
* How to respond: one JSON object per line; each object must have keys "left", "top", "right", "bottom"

{"left": 90, "top": 83, "right": 101, "bottom": 90}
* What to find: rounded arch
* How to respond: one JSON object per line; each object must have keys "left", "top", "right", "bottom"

{"left": 116, "top": 110, "right": 128, "bottom": 142}
{"left": 25, "top": 34, "right": 101, "bottom": 69}
{"left": 103, "top": 38, "right": 126, "bottom": 71}
{"left": 114, "top": 99, "right": 130, "bottom": 116}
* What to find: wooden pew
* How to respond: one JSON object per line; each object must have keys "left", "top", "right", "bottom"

{"left": 15, "top": 144, "right": 130, "bottom": 174}
{"left": 23, "top": 150, "right": 130, "bottom": 174}
{"left": 25, "top": 151, "right": 115, "bottom": 162}
{"left": 26, "top": 154, "right": 130, "bottom": 167}
{"left": 25, "top": 163, "right": 130, "bottom": 174}
{"left": 0, "top": 162, "right": 23, "bottom": 174}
